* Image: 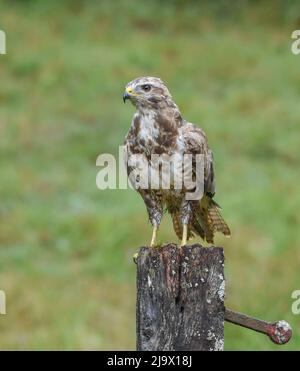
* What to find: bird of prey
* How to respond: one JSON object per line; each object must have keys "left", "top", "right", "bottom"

{"left": 123, "top": 76, "right": 230, "bottom": 247}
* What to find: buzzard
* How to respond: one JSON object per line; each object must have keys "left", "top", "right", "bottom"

{"left": 123, "top": 76, "right": 230, "bottom": 247}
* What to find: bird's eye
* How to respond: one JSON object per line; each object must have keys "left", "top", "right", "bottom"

{"left": 141, "top": 84, "right": 151, "bottom": 92}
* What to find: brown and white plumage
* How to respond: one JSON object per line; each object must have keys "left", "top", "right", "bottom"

{"left": 123, "top": 76, "right": 230, "bottom": 246}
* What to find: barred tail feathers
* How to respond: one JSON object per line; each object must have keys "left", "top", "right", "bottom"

{"left": 171, "top": 196, "right": 230, "bottom": 244}
{"left": 171, "top": 212, "right": 182, "bottom": 239}
{"left": 192, "top": 196, "right": 230, "bottom": 243}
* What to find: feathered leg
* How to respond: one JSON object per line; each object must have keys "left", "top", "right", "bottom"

{"left": 180, "top": 200, "right": 192, "bottom": 247}
{"left": 140, "top": 190, "right": 163, "bottom": 248}
{"left": 133, "top": 191, "right": 162, "bottom": 261}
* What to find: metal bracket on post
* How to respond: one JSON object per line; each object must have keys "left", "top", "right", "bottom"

{"left": 225, "top": 308, "right": 292, "bottom": 345}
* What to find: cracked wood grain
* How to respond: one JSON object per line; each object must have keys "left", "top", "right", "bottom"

{"left": 136, "top": 244, "right": 225, "bottom": 351}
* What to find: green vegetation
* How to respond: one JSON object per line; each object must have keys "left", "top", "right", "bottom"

{"left": 0, "top": 0, "right": 299, "bottom": 350}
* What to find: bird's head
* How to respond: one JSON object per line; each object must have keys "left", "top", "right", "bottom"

{"left": 123, "top": 76, "right": 172, "bottom": 109}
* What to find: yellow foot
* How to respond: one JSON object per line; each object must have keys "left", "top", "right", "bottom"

{"left": 180, "top": 224, "right": 188, "bottom": 247}
{"left": 150, "top": 225, "right": 158, "bottom": 247}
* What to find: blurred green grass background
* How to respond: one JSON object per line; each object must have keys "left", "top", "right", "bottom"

{"left": 0, "top": 0, "right": 300, "bottom": 350}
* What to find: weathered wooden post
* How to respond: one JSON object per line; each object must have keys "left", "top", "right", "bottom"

{"left": 136, "top": 243, "right": 225, "bottom": 351}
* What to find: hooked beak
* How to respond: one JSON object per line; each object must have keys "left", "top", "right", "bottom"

{"left": 123, "top": 92, "right": 130, "bottom": 103}
{"left": 123, "top": 86, "right": 134, "bottom": 103}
